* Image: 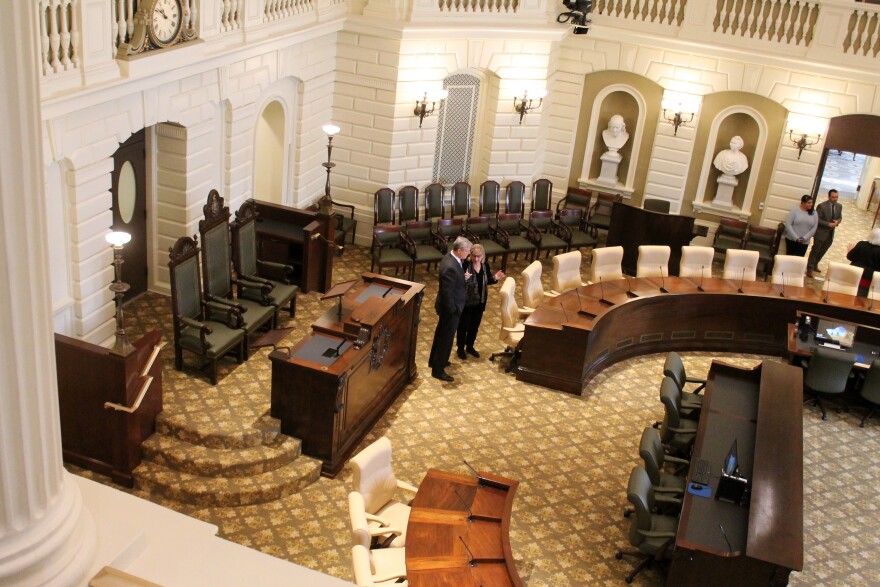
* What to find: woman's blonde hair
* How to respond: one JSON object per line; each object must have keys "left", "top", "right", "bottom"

{"left": 470, "top": 244, "right": 485, "bottom": 257}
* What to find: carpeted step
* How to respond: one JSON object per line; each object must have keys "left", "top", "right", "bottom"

{"left": 156, "top": 411, "right": 281, "bottom": 450}
{"left": 133, "top": 455, "right": 322, "bottom": 507}
{"left": 141, "top": 433, "right": 302, "bottom": 478}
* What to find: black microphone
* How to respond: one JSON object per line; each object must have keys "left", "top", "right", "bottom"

{"left": 738, "top": 268, "right": 745, "bottom": 294}
{"left": 871, "top": 287, "right": 876, "bottom": 311}
{"left": 719, "top": 523, "right": 734, "bottom": 553}
{"left": 453, "top": 487, "right": 474, "bottom": 522}
{"left": 462, "top": 460, "right": 510, "bottom": 490}
{"left": 459, "top": 536, "right": 477, "bottom": 567}
{"left": 381, "top": 285, "right": 394, "bottom": 298}
{"left": 823, "top": 277, "right": 829, "bottom": 303}
{"left": 698, "top": 266, "right": 705, "bottom": 292}
{"left": 334, "top": 339, "right": 346, "bottom": 356}
{"left": 624, "top": 275, "right": 638, "bottom": 298}
{"left": 575, "top": 288, "right": 595, "bottom": 317}
{"left": 779, "top": 272, "right": 786, "bottom": 298}
{"left": 598, "top": 277, "right": 613, "bottom": 306}
{"left": 659, "top": 266, "right": 668, "bottom": 294}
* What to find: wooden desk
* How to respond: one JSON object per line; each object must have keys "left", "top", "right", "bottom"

{"left": 406, "top": 469, "right": 522, "bottom": 587}
{"left": 518, "top": 276, "right": 880, "bottom": 394}
{"left": 605, "top": 203, "right": 700, "bottom": 276}
{"left": 269, "top": 274, "right": 423, "bottom": 476}
{"left": 788, "top": 313, "right": 880, "bottom": 369}
{"left": 668, "top": 360, "right": 803, "bottom": 586}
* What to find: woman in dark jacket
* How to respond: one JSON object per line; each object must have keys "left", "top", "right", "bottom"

{"left": 847, "top": 228, "right": 880, "bottom": 296}
{"left": 456, "top": 244, "right": 504, "bottom": 359}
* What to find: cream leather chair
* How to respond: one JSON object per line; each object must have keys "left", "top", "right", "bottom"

{"left": 350, "top": 437, "right": 417, "bottom": 548}
{"left": 636, "top": 245, "right": 671, "bottom": 278}
{"left": 825, "top": 261, "right": 863, "bottom": 296}
{"left": 521, "top": 260, "right": 557, "bottom": 311}
{"left": 550, "top": 250, "right": 587, "bottom": 295}
{"left": 590, "top": 246, "right": 624, "bottom": 283}
{"left": 349, "top": 491, "right": 403, "bottom": 549}
{"left": 350, "top": 544, "right": 408, "bottom": 587}
{"left": 722, "top": 249, "right": 759, "bottom": 281}
{"left": 489, "top": 277, "right": 527, "bottom": 371}
{"left": 869, "top": 272, "right": 880, "bottom": 301}
{"left": 679, "top": 246, "right": 714, "bottom": 278}
{"left": 771, "top": 255, "right": 807, "bottom": 287}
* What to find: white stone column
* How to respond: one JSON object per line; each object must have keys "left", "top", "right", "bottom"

{"left": 0, "top": 2, "right": 96, "bottom": 585}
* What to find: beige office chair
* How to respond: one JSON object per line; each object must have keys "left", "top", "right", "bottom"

{"left": 590, "top": 246, "right": 624, "bottom": 283}
{"left": 636, "top": 245, "right": 671, "bottom": 278}
{"left": 550, "top": 250, "right": 587, "bottom": 295}
{"left": 350, "top": 437, "right": 417, "bottom": 547}
{"left": 771, "top": 254, "right": 807, "bottom": 287}
{"left": 679, "top": 246, "right": 714, "bottom": 279}
{"left": 349, "top": 491, "right": 403, "bottom": 549}
{"left": 350, "top": 544, "right": 408, "bottom": 587}
{"left": 489, "top": 277, "right": 528, "bottom": 372}
{"left": 722, "top": 249, "right": 759, "bottom": 281}
{"left": 825, "top": 261, "right": 863, "bottom": 296}
{"left": 521, "top": 260, "right": 557, "bottom": 311}
{"left": 869, "top": 273, "right": 880, "bottom": 302}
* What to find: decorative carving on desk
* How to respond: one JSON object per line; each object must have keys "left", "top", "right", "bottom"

{"left": 370, "top": 325, "right": 391, "bottom": 372}
{"left": 354, "top": 326, "right": 370, "bottom": 349}
{"left": 334, "top": 372, "right": 347, "bottom": 414}
{"left": 414, "top": 291, "right": 423, "bottom": 325}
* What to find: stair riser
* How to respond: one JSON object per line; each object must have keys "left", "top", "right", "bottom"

{"left": 141, "top": 444, "right": 301, "bottom": 478}
{"left": 156, "top": 417, "right": 267, "bottom": 450}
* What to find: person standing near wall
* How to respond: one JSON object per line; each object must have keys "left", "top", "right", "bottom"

{"left": 783, "top": 195, "right": 818, "bottom": 257}
{"left": 807, "top": 189, "right": 841, "bottom": 278}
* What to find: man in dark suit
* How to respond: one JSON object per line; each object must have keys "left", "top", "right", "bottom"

{"left": 428, "top": 236, "right": 472, "bottom": 382}
{"left": 807, "top": 189, "right": 840, "bottom": 278}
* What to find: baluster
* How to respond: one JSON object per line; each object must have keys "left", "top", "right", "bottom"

{"left": 223, "top": 0, "right": 231, "bottom": 29}
{"left": 862, "top": 12, "right": 879, "bottom": 57}
{"left": 126, "top": 0, "right": 135, "bottom": 40}
{"left": 111, "top": 0, "right": 118, "bottom": 49}
{"left": 853, "top": 11, "right": 868, "bottom": 55}
{"left": 58, "top": 0, "right": 71, "bottom": 69}
{"left": 69, "top": 0, "right": 80, "bottom": 67}
{"left": 48, "top": 0, "right": 61, "bottom": 73}
{"left": 115, "top": 0, "right": 125, "bottom": 45}
{"left": 735, "top": 0, "right": 748, "bottom": 36}
{"left": 189, "top": 0, "right": 198, "bottom": 34}
{"left": 743, "top": 0, "right": 757, "bottom": 38}
{"left": 265, "top": 0, "right": 275, "bottom": 20}
{"left": 39, "top": 0, "right": 51, "bottom": 76}
{"left": 769, "top": 0, "right": 783, "bottom": 42}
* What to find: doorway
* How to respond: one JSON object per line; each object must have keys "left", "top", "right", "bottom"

{"left": 818, "top": 150, "right": 867, "bottom": 201}
{"left": 110, "top": 130, "right": 148, "bottom": 299}
{"left": 254, "top": 100, "right": 285, "bottom": 204}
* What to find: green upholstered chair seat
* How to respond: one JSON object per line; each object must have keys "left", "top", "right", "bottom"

{"left": 476, "top": 239, "right": 506, "bottom": 257}
{"left": 377, "top": 248, "right": 412, "bottom": 264}
{"left": 506, "top": 235, "right": 536, "bottom": 253}
{"left": 412, "top": 244, "right": 444, "bottom": 263}
{"left": 241, "top": 280, "right": 299, "bottom": 310}
{"left": 589, "top": 214, "right": 611, "bottom": 230}
{"left": 180, "top": 323, "right": 245, "bottom": 359}
{"left": 498, "top": 219, "right": 523, "bottom": 233}
{"left": 568, "top": 229, "right": 597, "bottom": 249}
{"left": 537, "top": 233, "right": 567, "bottom": 250}
{"left": 405, "top": 226, "right": 432, "bottom": 242}
{"left": 234, "top": 298, "right": 276, "bottom": 334}
{"left": 335, "top": 217, "right": 356, "bottom": 242}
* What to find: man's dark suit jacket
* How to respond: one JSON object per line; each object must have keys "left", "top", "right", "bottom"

{"left": 435, "top": 252, "right": 466, "bottom": 317}
{"left": 814, "top": 199, "right": 841, "bottom": 241}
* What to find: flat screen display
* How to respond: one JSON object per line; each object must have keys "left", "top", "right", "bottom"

{"left": 815, "top": 318, "right": 857, "bottom": 348}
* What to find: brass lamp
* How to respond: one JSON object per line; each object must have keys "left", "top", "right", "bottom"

{"left": 106, "top": 231, "right": 134, "bottom": 356}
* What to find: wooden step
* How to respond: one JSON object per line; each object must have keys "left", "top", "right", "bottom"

{"left": 156, "top": 411, "right": 280, "bottom": 450}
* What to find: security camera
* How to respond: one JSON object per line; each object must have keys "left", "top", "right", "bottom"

{"left": 557, "top": 0, "right": 592, "bottom": 35}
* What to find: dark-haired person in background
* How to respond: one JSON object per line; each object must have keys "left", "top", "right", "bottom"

{"left": 847, "top": 228, "right": 880, "bottom": 297}
{"left": 806, "top": 188, "right": 841, "bottom": 278}
{"left": 783, "top": 194, "right": 818, "bottom": 257}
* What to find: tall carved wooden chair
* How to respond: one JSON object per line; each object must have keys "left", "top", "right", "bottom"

{"left": 374, "top": 187, "right": 396, "bottom": 225}
{"left": 231, "top": 199, "right": 300, "bottom": 318}
{"left": 531, "top": 178, "right": 553, "bottom": 212}
{"left": 199, "top": 190, "right": 276, "bottom": 352}
{"left": 424, "top": 183, "right": 446, "bottom": 225}
{"left": 398, "top": 185, "right": 420, "bottom": 224}
{"left": 168, "top": 235, "right": 246, "bottom": 385}
{"left": 449, "top": 181, "right": 472, "bottom": 219}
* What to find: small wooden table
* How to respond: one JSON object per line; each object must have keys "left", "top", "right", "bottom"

{"left": 406, "top": 469, "right": 523, "bottom": 587}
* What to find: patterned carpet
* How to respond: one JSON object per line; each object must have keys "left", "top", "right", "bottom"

{"left": 69, "top": 202, "right": 880, "bottom": 586}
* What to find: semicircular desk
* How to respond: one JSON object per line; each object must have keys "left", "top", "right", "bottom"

{"left": 517, "top": 275, "right": 880, "bottom": 395}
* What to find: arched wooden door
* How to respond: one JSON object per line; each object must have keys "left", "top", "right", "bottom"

{"left": 110, "top": 130, "right": 148, "bottom": 298}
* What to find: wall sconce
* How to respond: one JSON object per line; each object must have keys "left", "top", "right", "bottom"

{"left": 317, "top": 123, "right": 340, "bottom": 216}
{"left": 787, "top": 129, "right": 821, "bottom": 159}
{"left": 513, "top": 89, "right": 547, "bottom": 124}
{"left": 106, "top": 231, "right": 134, "bottom": 356}
{"left": 660, "top": 96, "right": 696, "bottom": 136}
{"left": 414, "top": 90, "right": 448, "bottom": 128}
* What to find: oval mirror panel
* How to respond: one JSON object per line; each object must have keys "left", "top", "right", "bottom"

{"left": 118, "top": 161, "right": 136, "bottom": 224}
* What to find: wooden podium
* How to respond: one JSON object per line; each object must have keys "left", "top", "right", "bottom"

{"left": 269, "top": 273, "right": 424, "bottom": 477}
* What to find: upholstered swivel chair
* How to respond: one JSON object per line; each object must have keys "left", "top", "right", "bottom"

{"left": 168, "top": 235, "right": 246, "bottom": 385}
{"left": 590, "top": 246, "right": 624, "bottom": 283}
{"left": 550, "top": 250, "right": 587, "bottom": 295}
{"left": 231, "top": 200, "right": 300, "bottom": 318}
{"left": 678, "top": 246, "right": 714, "bottom": 279}
{"left": 489, "top": 277, "right": 528, "bottom": 372}
{"left": 397, "top": 185, "right": 419, "bottom": 224}
{"left": 638, "top": 427, "right": 689, "bottom": 497}
{"left": 374, "top": 187, "right": 396, "bottom": 225}
{"left": 804, "top": 347, "right": 856, "bottom": 420}
{"left": 636, "top": 245, "right": 671, "bottom": 278}
{"left": 660, "top": 375, "right": 700, "bottom": 421}
{"left": 825, "top": 261, "right": 863, "bottom": 296}
{"left": 663, "top": 352, "right": 707, "bottom": 397}
{"left": 615, "top": 466, "right": 678, "bottom": 584}
{"left": 722, "top": 249, "right": 759, "bottom": 282}
{"left": 348, "top": 491, "right": 404, "bottom": 549}
{"left": 658, "top": 383, "right": 698, "bottom": 457}
{"left": 859, "top": 360, "right": 880, "bottom": 427}
{"left": 350, "top": 544, "right": 408, "bottom": 587}
{"left": 521, "top": 260, "right": 557, "bottom": 311}
{"left": 350, "top": 437, "right": 417, "bottom": 546}
{"left": 771, "top": 254, "right": 807, "bottom": 287}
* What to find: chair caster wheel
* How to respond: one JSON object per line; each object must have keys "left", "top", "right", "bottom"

{"left": 821, "top": 414, "right": 828, "bottom": 421}
{"left": 490, "top": 356, "right": 495, "bottom": 362}
{"left": 615, "top": 551, "right": 623, "bottom": 560}
{"left": 625, "top": 576, "right": 634, "bottom": 583}
{"left": 623, "top": 510, "right": 632, "bottom": 518}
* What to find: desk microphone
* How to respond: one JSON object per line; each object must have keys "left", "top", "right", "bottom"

{"left": 459, "top": 536, "right": 478, "bottom": 567}
{"left": 463, "top": 460, "right": 510, "bottom": 490}
{"left": 659, "top": 266, "right": 669, "bottom": 294}
{"left": 381, "top": 285, "right": 394, "bottom": 298}
{"left": 598, "top": 277, "right": 613, "bottom": 306}
{"left": 453, "top": 487, "right": 474, "bottom": 522}
{"left": 779, "top": 273, "right": 786, "bottom": 298}
{"left": 334, "top": 339, "right": 346, "bottom": 356}
{"left": 698, "top": 266, "right": 705, "bottom": 292}
{"left": 718, "top": 523, "right": 734, "bottom": 553}
{"left": 871, "top": 286, "right": 876, "bottom": 311}
{"left": 823, "top": 277, "right": 829, "bottom": 303}
{"left": 738, "top": 268, "right": 745, "bottom": 294}
{"left": 624, "top": 275, "right": 638, "bottom": 298}
{"left": 575, "top": 288, "right": 595, "bottom": 318}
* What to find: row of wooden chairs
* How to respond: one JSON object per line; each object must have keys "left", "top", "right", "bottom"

{"left": 712, "top": 218, "right": 785, "bottom": 277}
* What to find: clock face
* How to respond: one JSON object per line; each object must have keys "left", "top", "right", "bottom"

{"left": 150, "top": 0, "right": 182, "bottom": 46}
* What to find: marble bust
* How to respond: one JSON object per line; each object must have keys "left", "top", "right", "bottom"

{"left": 601, "top": 115, "right": 629, "bottom": 152}
{"left": 713, "top": 136, "right": 749, "bottom": 177}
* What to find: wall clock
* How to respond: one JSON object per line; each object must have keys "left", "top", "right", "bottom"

{"left": 116, "top": 0, "right": 198, "bottom": 59}
{"left": 148, "top": 0, "right": 183, "bottom": 48}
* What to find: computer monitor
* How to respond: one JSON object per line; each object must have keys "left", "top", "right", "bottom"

{"left": 722, "top": 439, "right": 738, "bottom": 477}
{"left": 815, "top": 318, "right": 857, "bottom": 348}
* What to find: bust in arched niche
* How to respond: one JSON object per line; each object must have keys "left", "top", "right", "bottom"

{"left": 601, "top": 115, "right": 630, "bottom": 153}
{"left": 713, "top": 135, "right": 749, "bottom": 179}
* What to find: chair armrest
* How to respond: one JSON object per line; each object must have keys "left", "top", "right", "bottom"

{"left": 525, "top": 222, "right": 542, "bottom": 244}
{"left": 665, "top": 455, "right": 690, "bottom": 466}
{"left": 178, "top": 316, "right": 213, "bottom": 348}
{"left": 236, "top": 277, "right": 273, "bottom": 305}
{"left": 545, "top": 290, "right": 560, "bottom": 297}
{"left": 333, "top": 201, "right": 355, "bottom": 218}
{"left": 556, "top": 221, "right": 572, "bottom": 242}
{"left": 256, "top": 260, "right": 295, "bottom": 284}
{"left": 204, "top": 301, "right": 244, "bottom": 329}
{"left": 638, "top": 530, "right": 677, "bottom": 539}
{"left": 372, "top": 571, "right": 408, "bottom": 584}
{"left": 519, "top": 306, "right": 536, "bottom": 314}
{"left": 681, "top": 400, "right": 701, "bottom": 410}
{"left": 655, "top": 486, "right": 684, "bottom": 495}
{"left": 397, "top": 480, "right": 419, "bottom": 494}
{"left": 668, "top": 426, "right": 697, "bottom": 435}
{"left": 370, "top": 526, "right": 403, "bottom": 539}
{"left": 503, "top": 325, "right": 526, "bottom": 333}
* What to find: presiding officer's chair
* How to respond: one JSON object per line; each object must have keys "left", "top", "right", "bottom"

{"left": 723, "top": 249, "right": 760, "bottom": 282}
{"left": 350, "top": 544, "right": 408, "bottom": 587}
{"left": 550, "top": 250, "right": 587, "bottom": 295}
{"left": 168, "top": 235, "right": 246, "bottom": 385}
{"left": 349, "top": 437, "right": 417, "bottom": 547}
{"left": 615, "top": 466, "right": 678, "bottom": 584}
{"left": 231, "top": 200, "right": 300, "bottom": 318}
{"left": 590, "top": 246, "right": 624, "bottom": 283}
{"left": 489, "top": 277, "right": 528, "bottom": 372}
{"left": 521, "top": 260, "right": 558, "bottom": 311}
{"left": 825, "top": 261, "right": 863, "bottom": 296}
{"left": 679, "top": 246, "right": 714, "bottom": 279}
{"left": 803, "top": 347, "right": 856, "bottom": 420}
{"left": 636, "top": 245, "right": 671, "bottom": 278}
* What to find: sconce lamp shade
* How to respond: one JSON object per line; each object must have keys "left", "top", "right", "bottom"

{"left": 106, "top": 231, "right": 132, "bottom": 247}
{"left": 322, "top": 124, "right": 340, "bottom": 136}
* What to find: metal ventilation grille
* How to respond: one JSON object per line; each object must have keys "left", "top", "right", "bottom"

{"left": 433, "top": 74, "right": 480, "bottom": 184}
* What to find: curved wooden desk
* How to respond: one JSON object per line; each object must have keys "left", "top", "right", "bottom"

{"left": 518, "top": 276, "right": 880, "bottom": 394}
{"left": 406, "top": 469, "right": 522, "bottom": 587}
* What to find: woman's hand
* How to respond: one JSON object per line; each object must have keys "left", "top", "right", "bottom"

{"left": 494, "top": 270, "right": 505, "bottom": 280}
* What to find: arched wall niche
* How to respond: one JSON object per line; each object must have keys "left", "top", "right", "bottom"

{"left": 252, "top": 77, "right": 301, "bottom": 206}
{"left": 570, "top": 71, "right": 662, "bottom": 202}
{"left": 686, "top": 91, "right": 786, "bottom": 223}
